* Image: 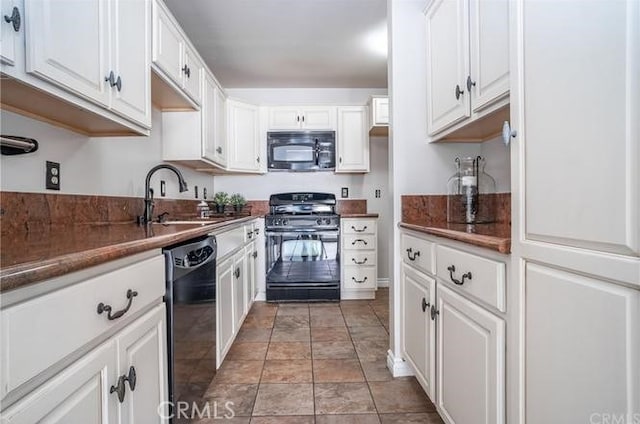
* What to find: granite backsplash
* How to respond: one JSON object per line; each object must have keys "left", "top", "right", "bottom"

{"left": 401, "top": 193, "right": 511, "bottom": 227}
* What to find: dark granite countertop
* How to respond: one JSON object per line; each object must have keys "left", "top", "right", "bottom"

{"left": 0, "top": 216, "right": 256, "bottom": 293}
{"left": 399, "top": 222, "right": 511, "bottom": 254}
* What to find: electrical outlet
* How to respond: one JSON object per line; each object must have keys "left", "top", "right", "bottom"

{"left": 46, "top": 161, "right": 60, "bottom": 190}
{"left": 375, "top": 189, "right": 381, "bottom": 198}
{"left": 341, "top": 187, "right": 349, "bottom": 198}
{"left": 194, "top": 185, "right": 199, "bottom": 199}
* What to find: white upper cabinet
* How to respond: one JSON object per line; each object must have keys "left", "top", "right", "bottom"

{"left": 110, "top": 0, "right": 152, "bottom": 127}
{"left": 227, "top": 99, "right": 262, "bottom": 173}
{"left": 151, "top": 0, "right": 202, "bottom": 108}
{"left": 268, "top": 106, "right": 337, "bottom": 130}
{"left": 368, "top": 95, "right": 389, "bottom": 136}
{"left": 0, "top": 0, "right": 20, "bottom": 66}
{"left": 426, "top": 0, "right": 509, "bottom": 141}
{"left": 202, "top": 73, "right": 227, "bottom": 167}
{"left": 25, "top": 0, "right": 111, "bottom": 108}
{"left": 425, "top": 0, "right": 470, "bottom": 135}
{"left": 518, "top": 0, "right": 639, "bottom": 257}
{"left": 336, "top": 106, "right": 369, "bottom": 173}
{"left": 24, "top": 0, "right": 151, "bottom": 128}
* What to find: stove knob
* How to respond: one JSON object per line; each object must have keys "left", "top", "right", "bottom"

{"left": 324, "top": 218, "right": 331, "bottom": 225}
{"left": 316, "top": 218, "right": 323, "bottom": 225}
{"left": 282, "top": 219, "right": 289, "bottom": 226}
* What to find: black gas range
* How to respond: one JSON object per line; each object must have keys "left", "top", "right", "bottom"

{"left": 265, "top": 193, "right": 341, "bottom": 302}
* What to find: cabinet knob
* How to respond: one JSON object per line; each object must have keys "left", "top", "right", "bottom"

{"left": 421, "top": 298, "right": 430, "bottom": 312}
{"left": 455, "top": 84, "right": 464, "bottom": 100}
{"left": 430, "top": 304, "right": 439, "bottom": 321}
{"left": 3, "top": 6, "right": 20, "bottom": 32}
{"left": 502, "top": 121, "right": 517, "bottom": 146}
{"left": 466, "top": 75, "right": 476, "bottom": 92}
{"left": 115, "top": 75, "right": 122, "bottom": 92}
{"left": 257, "top": 156, "right": 260, "bottom": 163}
{"left": 216, "top": 146, "right": 223, "bottom": 154}
{"left": 234, "top": 267, "right": 241, "bottom": 279}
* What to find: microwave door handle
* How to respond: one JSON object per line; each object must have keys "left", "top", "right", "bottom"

{"left": 314, "top": 139, "right": 320, "bottom": 166}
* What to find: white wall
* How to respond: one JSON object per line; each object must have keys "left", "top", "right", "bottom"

{"left": 0, "top": 109, "right": 214, "bottom": 200}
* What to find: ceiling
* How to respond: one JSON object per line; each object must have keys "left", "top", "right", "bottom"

{"left": 164, "top": 0, "right": 388, "bottom": 89}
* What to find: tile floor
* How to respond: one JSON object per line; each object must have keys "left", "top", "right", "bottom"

{"left": 178, "top": 289, "right": 444, "bottom": 423}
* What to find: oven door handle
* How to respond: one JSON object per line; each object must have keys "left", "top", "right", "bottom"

{"left": 265, "top": 230, "right": 340, "bottom": 237}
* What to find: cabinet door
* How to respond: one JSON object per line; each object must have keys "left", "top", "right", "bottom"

{"left": 232, "top": 250, "right": 247, "bottom": 330}
{"left": 268, "top": 107, "right": 301, "bottom": 130}
{"left": 437, "top": 284, "right": 505, "bottom": 424}
{"left": 216, "top": 256, "right": 234, "bottom": 368}
{"left": 245, "top": 243, "right": 256, "bottom": 311}
{"left": 213, "top": 83, "right": 227, "bottom": 166}
{"left": 182, "top": 44, "right": 202, "bottom": 104}
{"left": 110, "top": 0, "right": 151, "bottom": 127}
{"left": 525, "top": 263, "right": 639, "bottom": 424}
{"left": 425, "top": 0, "right": 470, "bottom": 135}
{"left": 227, "top": 100, "right": 261, "bottom": 172}
{"left": 372, "top": 97, "right": 389, "bottom": 126}
{"left": 25, "top": 0, "right": 110, "bottom": 107}
{"left": 300, "top": 106, "right": 336, "bottom": 130}
{"left": 0, "top": 341, "right": 118, "bottom": 424}
{"left": 0, "top": 0, "right": 19, "bottom": 65}
{"left": 202, "top": 73, "right": 220, "bottom": 164}
{"left": 468, "top": 0, "right": 509, "bottom": 112}
{"left": 117, "top": 304, "right": 168, "bottom": 424}
{"left": 401, "top": 263, "right": 435, "bottom": 400}
{"left": 336, "top": 106, "right": 369, "bottom": 173}
{"left": 152, "top": 0, "right": 184, "bottom": 88}
{"left": 518, "top": 0, "right": 639, "bottom": 256}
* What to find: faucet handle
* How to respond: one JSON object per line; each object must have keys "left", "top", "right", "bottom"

{"left": 156, "top": 212, "right": 170, "bottom": 223}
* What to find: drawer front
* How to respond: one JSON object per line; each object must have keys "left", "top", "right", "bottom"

{"left": 216, "top": 226, "right": 246, "bottom": 258}
{"left": 343, "top": 266, "right": 377, "bottom": 289}
{"left": 401, "top": 233, "right": 435, "bottom": 275}
{"left": 1, "top": 255, "right": 165, "bottom": 398}
{"left": 343, "top": 234, "right": 376, "bottom": 251}
{"left": 436, "top": 245, "right": 506, "bottom": 312}
{"left": 344, "top": 251, "right": 377, "bottom": 267}
{"left": 342, "top": 219, "right": 377, "bottom": 235}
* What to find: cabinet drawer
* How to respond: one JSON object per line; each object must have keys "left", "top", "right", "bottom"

{"left": 436, "top": 245, "right": 506, "bottom": 312}
{"left": 344, "top": 251, "right": 377, "bottom": 267}
{"left": 401, "top": 233, "right": 435, "bottom": 275}
{"left": 343, "top": 266, "right": 377, "bottom": 289}
{"left": 216, "top": 226, "right": 245, "bottom": 258}
{"left": 1, "top": 255, "right": 165, "bottom": 398}
{"left": 342, "top": 234, "right": 376, "bottom": 250}
{"left": 342, "top": 220, "right": 376, "bottom": 235}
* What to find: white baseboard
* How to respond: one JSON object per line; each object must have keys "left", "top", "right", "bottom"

{"left": 386, "top": 349, "right": 414, "bottom": 378}
{"left": 255, "top": 292, "right": 266, "bottom": 302}
{"left": 377, "top": 278, "right": 390, "bottom": 288}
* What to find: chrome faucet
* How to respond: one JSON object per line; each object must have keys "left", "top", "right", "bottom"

{"left": 141, "top": 164, "right": 188, "bottom": 224}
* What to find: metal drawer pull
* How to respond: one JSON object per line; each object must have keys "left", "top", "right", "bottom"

{"left": 247, "top": 231, "right": 253, "bottom": 238}
{"left": 97, "top": 289, "right": 138, "bottom": 320}
{"left": 234, "top": 267, "right": 241, "bottom": 279}
{"left": 254, "top": 228, "right": 260, "bottom": 235}
{"left": 352, "top": 276, "right": 368, "bottom": 284}
{"left": 351, "top": 239, "right": 368, "bottom": 246}
{"left": 422, "top": 298, "right": 430, "bottom": 312}
{"left": 252, "top": 251, "right": 258, "bottom": 259}
{"left": 406, "top": 248, "right": 420, "bottom": 261}
{"left": 351, "top": 257, "right": 368, "bottom": 265}
{"left": 351, "top": 225, "right": 367, "bottom": 232}
{"left": 447, "top": 265, "right": 472, "bottom": 285}
{"left": 110, "top": 366, "right": 136, "bottom": 403}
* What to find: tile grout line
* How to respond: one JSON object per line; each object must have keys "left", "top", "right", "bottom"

{"left": 247, "top": 302, "right": 276, "bottom": 421}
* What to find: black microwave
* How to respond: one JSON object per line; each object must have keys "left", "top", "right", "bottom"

{"left": 267, "top": 131, "right": 336, "bottom": 171}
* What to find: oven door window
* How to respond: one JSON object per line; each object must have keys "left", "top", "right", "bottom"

{"left": 266, "top": 232, "right": 340, "bottom": 283}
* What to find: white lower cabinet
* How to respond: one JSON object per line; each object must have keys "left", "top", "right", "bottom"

{"left": 401, "top": 263, "right": 436, "bottom": 400}
{"left": 2, "top": 304, "right": 168, "bottom": 424}
{"left": 436, "top": 285, "right": 505, "bottom": 424}
{"left": 216, "top": 255, "right": 235, "bottom": 368}
{"left": 400, "top": 229, "right": 506, "bottom": 424}
{"left": 341, "top": 218, "right": 378, "bottom": 299}
{"left": 215, "top": 219, "right": 262, "bottom": 367}
{"left": 525, "top": 263, "right": 639, "bottom": 424}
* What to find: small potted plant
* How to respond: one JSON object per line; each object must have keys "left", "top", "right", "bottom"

{"left": 230, "top": 193, "right": 247, "bottom": 213}
{"left": 212, "top": 191, "right": 229, "bottom": 214}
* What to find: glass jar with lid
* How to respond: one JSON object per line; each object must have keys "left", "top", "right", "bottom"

{"left": 446, "top": 156, "right": 497, "bottom": 224}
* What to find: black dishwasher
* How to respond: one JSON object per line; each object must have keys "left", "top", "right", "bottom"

{"left": 163, "top": 235, "right": 217, "bottom": 421}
